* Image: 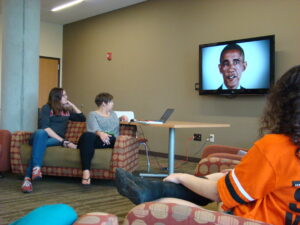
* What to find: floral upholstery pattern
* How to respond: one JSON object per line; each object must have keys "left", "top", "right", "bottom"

{"left": 194, "top": 144, "right": 247, "bottom": 177}
{"left": 73, "top": 212, "right": 118, "bottom": 225}
{"left": 194, "top": 157, "right": 240, "bottom": 177}
{"left": 123, "top": 202, "right": 270, "bottom": 225}
{"left": 10, "top": 121, "right": 140, "bottom": 179}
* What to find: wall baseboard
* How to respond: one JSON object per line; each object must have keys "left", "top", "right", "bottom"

{"left": 139, "top": 149, "right": 200, "bottom": 163}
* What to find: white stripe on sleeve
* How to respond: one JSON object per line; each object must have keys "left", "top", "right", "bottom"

{"left": 231, "top": 169, "right": 255, "bottom": 201}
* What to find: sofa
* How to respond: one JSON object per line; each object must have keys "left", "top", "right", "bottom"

{"left": 10, "top": 121, "right": 140, "bottom": 179}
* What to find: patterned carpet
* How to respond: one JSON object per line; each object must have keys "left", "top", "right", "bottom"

{"left": 0, "top": 154, "right": 217, "bottom": 225}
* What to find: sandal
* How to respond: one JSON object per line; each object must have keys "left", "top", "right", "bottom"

{"left": 82, "top": 177, "right": 91, "bottom": 186}
{"left": 63, "top": 140, "right": 71, "bottom": 148}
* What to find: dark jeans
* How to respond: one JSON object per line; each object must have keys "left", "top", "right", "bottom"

{"left": 77, "top": 132, "right": 116, "bottom": 170}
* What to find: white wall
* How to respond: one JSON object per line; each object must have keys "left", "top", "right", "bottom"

{"left": 40, "top": 22, "right": 63, "bottom": 58}
{"left": 40, "top": 21, "right": 63, "bottom": 86}
{"left": 0, "top": 20, "right": 63, "bottom": 116}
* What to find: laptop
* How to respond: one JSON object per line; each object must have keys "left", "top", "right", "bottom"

{"left": 135, "top": 108, "right": 175, "bottom": 124}
{"left": 114, "top": 111, "right": 135, "bottom": 121}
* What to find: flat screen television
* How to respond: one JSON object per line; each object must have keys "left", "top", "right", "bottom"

{"left": 198, "top": 35, "right": 275, "bottom": 95}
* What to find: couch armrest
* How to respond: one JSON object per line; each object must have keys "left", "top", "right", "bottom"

{"left": 124, "top": 202, "right": 270, "bottom": 225}
{"left": 73, "top": 212, "right": 118, "bottom": 225}
{"left": 207, "top": 153, "right": 244, "bottom": 161}
{"left": 201, "top": 145, "right": 248, "bottom": 159}
{"left": 110, "top": 135, "right": 139, "bottom": 173}
{"left": 10, "top": 131, "right": 32, "bottom": 174}
{"left": 0, "top": 130, "right": 11, "bottom": 172}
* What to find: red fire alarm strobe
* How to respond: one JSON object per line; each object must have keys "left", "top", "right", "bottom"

{"left": 106, "top": 52, "right": 112, "bottom": 60}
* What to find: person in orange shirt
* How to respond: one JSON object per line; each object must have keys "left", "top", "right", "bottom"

{"left": 115, "top": 65, "right": 300, "bottom": 225}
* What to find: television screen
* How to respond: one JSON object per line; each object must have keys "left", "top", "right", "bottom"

{"left": 199, "top": 35, "right": 275, "bottom": 95}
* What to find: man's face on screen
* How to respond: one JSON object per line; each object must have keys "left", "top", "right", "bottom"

{"left": 218, "top": 49, "right": 247, "bottom": 89}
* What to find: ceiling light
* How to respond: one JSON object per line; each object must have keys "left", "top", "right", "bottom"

{"left": 51, "top": 0, "right": 84, "bottom": 12}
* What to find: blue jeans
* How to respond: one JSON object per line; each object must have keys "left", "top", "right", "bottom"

{"left": 25, "top": 129, "right": 61, "bottom": 178}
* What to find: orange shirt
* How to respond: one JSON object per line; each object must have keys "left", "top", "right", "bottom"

{"left": 218, "top": 134, "right": 300, "bottom": 225}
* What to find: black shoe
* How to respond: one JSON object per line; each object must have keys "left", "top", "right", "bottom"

{"left": 115, "top": 168, "right": 147, "bottom": 204}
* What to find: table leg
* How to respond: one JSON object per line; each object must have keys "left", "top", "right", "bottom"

{"left": 139, "top": 128, "right": 176, "bottom": 178}
{"left": 168, "top": 127, "right": 175, "bottom": 174}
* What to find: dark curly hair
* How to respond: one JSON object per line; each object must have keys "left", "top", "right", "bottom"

{"left": 260, "top": 65, "right": 300, "bottom": 159}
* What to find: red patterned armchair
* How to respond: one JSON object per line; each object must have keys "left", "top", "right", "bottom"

{"left": 195, "top": 144, "right": 248, "bottom": 177}
{"left": 10, "top": 121, "right": 140, "bottom": 179}
{"left": 123, "top": 202, "right": 270, "bottom": 225}
{"left": 71, "top": 202, "right": 270, "bottom": 225}
{"left": 0, "top": 129, "right": 11, "bottom": 175}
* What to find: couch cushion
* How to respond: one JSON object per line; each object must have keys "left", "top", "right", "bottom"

{"left": 20, "top": 144, "right": 112, "bottom": 170}
{"left": 64, "top": 121, "right": 86, "bottom": 144}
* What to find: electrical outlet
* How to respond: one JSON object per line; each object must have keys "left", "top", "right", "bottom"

{"left": 206, "top": 134, "right": 215, "bottom": 143}
{"left": 193, "top": 133, "right": 202, "bottom": 141}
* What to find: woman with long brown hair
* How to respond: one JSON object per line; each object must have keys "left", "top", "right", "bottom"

{"left": 21, "top": 88, "right": 85, "bottom": 193}
{"left": 115, "top": 65, "right": 300, "bottom": 225}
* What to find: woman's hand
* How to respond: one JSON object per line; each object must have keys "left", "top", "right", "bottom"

{"left": 65, "top": 100, "right": 75, "bottom": 108}
{"left": 163, "top": 173, "right": 185, "bottom": 184}
{"left": 120, "top": 115, "right": 129, "bottom": 122}
{"left": 65, "top": 100, "right": 82, "bottom": 113}
{"left": 62, "top": 140, "right": 77, "bottom": 149}
{"left": 68, "top": 142, "right": 77, "bottom": 149}
{"left": 97, "top": 131, "right": 112, "bottom": 145}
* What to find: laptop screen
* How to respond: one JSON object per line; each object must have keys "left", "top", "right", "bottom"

{"left": 159, "top": 108, "right": 174, "bottom": 122}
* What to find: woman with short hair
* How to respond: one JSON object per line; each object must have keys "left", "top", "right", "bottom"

{"left": 77, "top": 92, "right": 127, "bottom": 185}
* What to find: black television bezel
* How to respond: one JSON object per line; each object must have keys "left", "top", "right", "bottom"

{"left": 198, "top": 35, "right": 275, "bottom": 95}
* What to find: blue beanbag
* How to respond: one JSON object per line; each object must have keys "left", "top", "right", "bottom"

{"left": 10, "top": 204, "right": 78, "bottom": 225}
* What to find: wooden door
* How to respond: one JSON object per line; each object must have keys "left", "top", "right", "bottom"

{"left": 39, "top": 57, "right": 60, "bottom": 108}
